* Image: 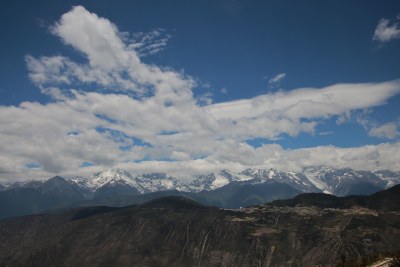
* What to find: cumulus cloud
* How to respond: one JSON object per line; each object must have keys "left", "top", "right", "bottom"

{"left": 268, "top": 73, "right": 286, "bottom": 88}
{"left": 29, "top": 5, "right": 195, "bottom": 99}
{"left": 1, "top": 6, "right": 400, "bottom": 182}
{"left": 373, "top": 17, "right": 400, "bottom": 43}
{"left": 368, "top": 121, "right": 399, "bottom": 139}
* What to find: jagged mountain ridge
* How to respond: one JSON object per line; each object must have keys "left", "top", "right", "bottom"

{"left": 0, "top": 167, "right": 400, "bottom": 219}
{"left": 69, "top": 169, "right": 144, "bottom": 193}
{"left": 71, "top": 167, "right": 399, "bottom": 196}
{"left": 2, "top": 167, "right": 400, "bottom": 196}
{"left": 69, "top": 169, "right": 189, "bottom": 195}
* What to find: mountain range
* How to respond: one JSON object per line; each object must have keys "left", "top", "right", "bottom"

{"left": 0, "top": 167, "right": 399, "bottom": 219}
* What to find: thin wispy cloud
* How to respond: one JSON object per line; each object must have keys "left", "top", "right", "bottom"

{"left": 127, "top": 28, "right": 172, "bottom": 57}
{"left": 268, "top": 73, "right": 286, "bottom": 88}
{"left": 373, "top": 16, "right": 400, "bottom": 43}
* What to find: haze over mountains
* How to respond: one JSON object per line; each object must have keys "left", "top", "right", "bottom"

{"left": 1, "top": 167, "right": 399, "bottom": 219}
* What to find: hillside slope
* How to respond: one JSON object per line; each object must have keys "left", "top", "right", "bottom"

{"left": 1, "top": 186, "right": 400, "bottom": 266}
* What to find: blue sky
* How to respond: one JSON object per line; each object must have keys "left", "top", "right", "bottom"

{"left": 0, "top": 1, "right": 400, "bottom": 181}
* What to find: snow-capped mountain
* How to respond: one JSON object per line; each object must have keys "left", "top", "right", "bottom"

{"left": 4, "top": 167, "right": 400, "bottom": 197}
{"left": 302, "top": 167, "right": 389, "bottom": 196}
{"left": 374, "top": 170, "right": 400, "bottom": 188}
{"left": 135, "top": 173, "right": 185, "bottom": 193}
{"left": 70, "top": 169, "right": 144, "bottom": 193}
{"left": 186, "top": 169, "right": 252, "bottom": 192}
{"left": 192, "top": 167, "right": 399, "bottom": 195}
{"left": 63, "top": 167, "right": 400, "bottom": 196}
{"left": 67, "top": 169, "right": 250, "bottom": 195}
{"left": 240, "top": 168, "right": 319, "bottom": 193}
{"left": 68, "top": 169, "right": 186, "bottom": 195}
{"left": 1, "top": 167, "right": 400, "bottom": 219}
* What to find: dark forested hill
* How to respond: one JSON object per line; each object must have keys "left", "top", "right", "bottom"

{"left": 1, "top": 186, "right": 400, "bottom": 266}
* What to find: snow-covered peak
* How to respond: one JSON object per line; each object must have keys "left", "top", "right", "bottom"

{"left": 302, "top": 168, "right": 332, "bottom": 194}
{"left": 96, "top": 168, "right": 133, "bottom": 179}
{"left": 209, "top": 171, "right": 232, "bottom": 190}
{"left": 70, "top": 168, "right": 144, "bottom": 193}
{"left": 186, "top": 169, "right": 254, "bottom": 192}
{"left": 301, "top": 166, "right": 393, "bottom": 196}
{"left": 135, "top": 173, "right": 182, "bottom": 193}
{"left": 60, "top": 167, "right": 400, "bottom": 196}
{"left": 374, "top": 170, "right": 400, "bottom": 188}
{"left": 68, "top": 169, "right": 184, "bottom": 194}
{"left": 240, "top": 168, "right": 279, "bottom": 179}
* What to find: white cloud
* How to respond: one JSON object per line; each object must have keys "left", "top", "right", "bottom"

{"left": 268, "top": 73, "right": 286, "bottom": 88}
{"left": 197, "top": 92, "right": 213, "bottom": 106}
{"left": 1, "top": 79, "right": 398, "bottom": 181}
{"left": 207, "top": 81, "right": 400, "bottom": 123}
{"left": 369, "top": 121, "right": 399, "bottom": 139}
{"left": 373, "top": 18, "right": 400, "bottom": 43}
{"left": 127, "top": 28, "right": 172, "bottom": 57}
{"left": 1, "top": 6, "right": 400, "bottom": 182}
{"left": 112, "top": 142, "right": 400, "bottom": 178}
{"left": 51, "top": 6, "right": 131, "bottom": 70}
{"left": 29, "top": 5, "right": 196, "bottom": 100}
{"left": 356, "top": 113, "right": 399, "bottom": 140}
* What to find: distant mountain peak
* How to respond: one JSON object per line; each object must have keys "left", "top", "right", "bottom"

{"left": 80, "top": 168, "right": 141, "bottom": 192}
{"left": 1, "top": 167, "right": 400, "bottom": 221}
{"left": 3, "top": 166, "right": 400, "bottom": 199}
